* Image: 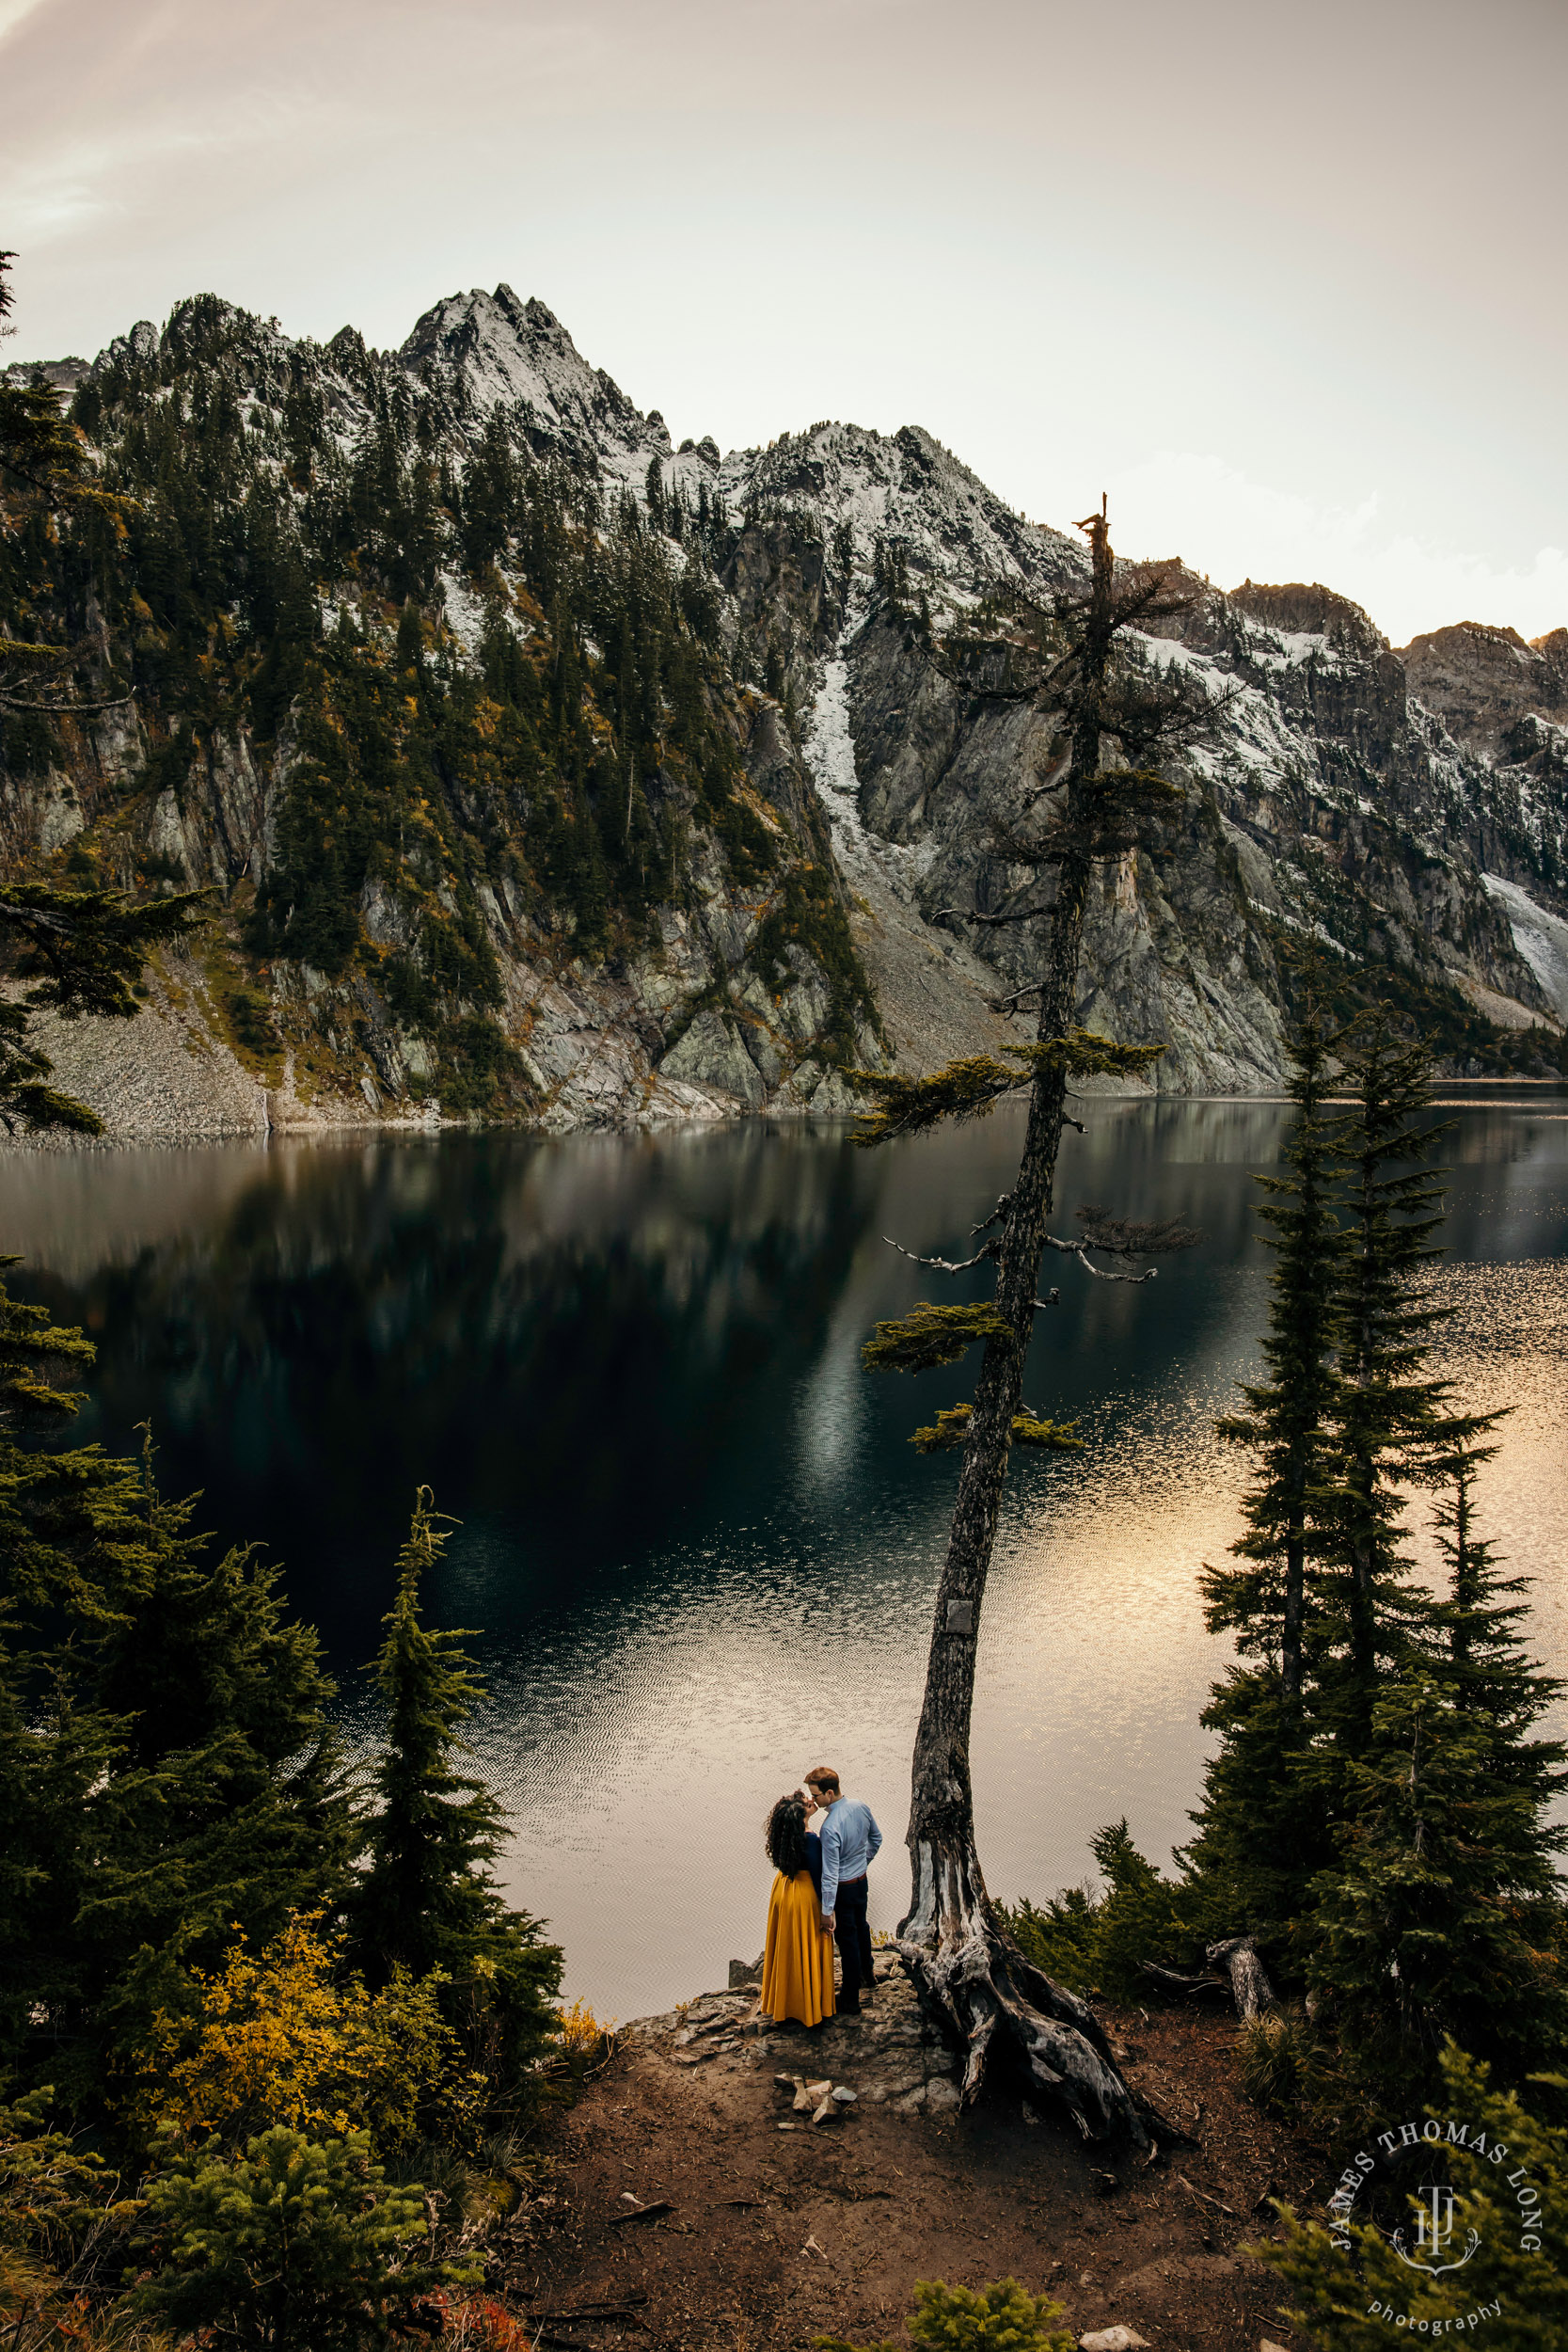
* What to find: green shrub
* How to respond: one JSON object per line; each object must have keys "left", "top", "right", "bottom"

{"left": 135, "top": 2123, "right": 471, "bottom": 2351}
{"left": 1257, "top": 2044, "right": 1567, "bottom": 2352}
{"left": 817, "top": 2275, "right": 1074, "bottom": 2352}
{"left": 999, "top": 1819, "right": 1204, "bottom": 2000}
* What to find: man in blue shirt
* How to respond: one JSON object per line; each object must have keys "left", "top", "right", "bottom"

{"left": 804, "top": 1764, "right": 882, "bottom": 2017}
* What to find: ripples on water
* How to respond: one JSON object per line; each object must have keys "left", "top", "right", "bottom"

{"left": 2, "top": 1091, "right": 1563, "bottom": 2019}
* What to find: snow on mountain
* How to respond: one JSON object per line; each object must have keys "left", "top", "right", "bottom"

{"left": 400, "top": 284, "right": 670, "bottom": 482}
{"left": 714, "top": 419, "right": 1082, "bottom": 601}
{"left": 11, "top": 279, "right": 1567, "bottom": 1122}
{"left": 320, "top": 284, "right": 1568, "bottom": 1083}
{"left": 1482, "top": 872, "right": 1568, "bottom": 1022}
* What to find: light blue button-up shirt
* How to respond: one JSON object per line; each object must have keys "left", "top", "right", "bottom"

{"left": 818, "top": 1796, "right": 882, "bottom": 1915}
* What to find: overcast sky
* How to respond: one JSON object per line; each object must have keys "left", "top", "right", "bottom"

{"left": 4, "top": 0, "right": 1564, "bottom": 646}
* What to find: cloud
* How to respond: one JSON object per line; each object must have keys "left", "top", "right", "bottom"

{"left": 0, "top": 0, "right": 52, "bottom": 42}
{"left": 2, "top": 0, "right": 1563, "bottom": 647}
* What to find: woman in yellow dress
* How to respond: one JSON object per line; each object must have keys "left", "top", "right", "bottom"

{"left": 759, "top": 1789, "right": 835, "bottom": 2030}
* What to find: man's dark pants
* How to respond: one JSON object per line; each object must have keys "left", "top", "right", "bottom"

{"left": 834, "top": 1873, "right": 872, "bottom": 2010}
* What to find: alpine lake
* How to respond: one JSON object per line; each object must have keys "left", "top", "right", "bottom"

{"left": 4, "top": 1085, "right": 1565, "bottom": 2024}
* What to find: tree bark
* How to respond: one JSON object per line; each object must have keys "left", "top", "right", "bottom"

{"left": 896, "top": 515, "right": 1153, "bottom": 2144}
{"left": 1206, "top": 1934, "right": 1276, "bottom": 2021}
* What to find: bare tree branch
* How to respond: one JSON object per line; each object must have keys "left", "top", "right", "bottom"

{"left": 970, "top": 1194, "right": 1012, "bottom": 1238}
{"left": 1041, "top": 1233, "right": 1159, "bottom": 1284}
{"left": 882, "top": 1234, "right": 1000, "bottom": 1276}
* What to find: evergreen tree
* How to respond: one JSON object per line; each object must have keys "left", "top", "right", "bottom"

{"left": 1312, "top": 1025, "right": 1453, "bottom": 1752}
{"left": 1302, "top": 1418, "right": 1567, "bottom": 2094}
{"left": 350, "top": 1490, "right": 561, "bottom": 2102}
{"left": 0, "top": 1647, "right": 132, "bottom": 2072}
{"left": 848, "top": 501, "right": 1222, "bottom": 2138}
{"left": 1183, "top": 984, "right": 1349, "bottom": 1941}
{"left": 77, "top": 1440, "right": 356, "bottom": 2079}
{"left": 1434, "top": 1423, "right": 1563, "bottom": 1768}
{"left": 0, "top": 1273, "right": 353, "bottom": 2102}
{"left": 1306, "top": 1670, "right": 1568, "bottom": 2098}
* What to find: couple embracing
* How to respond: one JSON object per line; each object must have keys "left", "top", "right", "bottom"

{"left": 760, "top": 1764, "right": 882, "bottom": 2030}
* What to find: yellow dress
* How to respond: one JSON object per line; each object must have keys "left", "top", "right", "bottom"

{"left": 761, "top": 1868, "right": 835, "bottom": 2027}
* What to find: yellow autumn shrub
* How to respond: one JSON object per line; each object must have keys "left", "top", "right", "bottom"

{"left": 143, "top": 1913, "right": 483, "bottom": 2155}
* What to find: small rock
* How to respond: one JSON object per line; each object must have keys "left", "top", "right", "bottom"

{"left": 774, "top": 2073, "right": 797, "bottom": 2090}
{"left": 792, "top": 2077, "right": 832, "bottom": 2113}
{"left": 777, "top": 2122, "right": 798, "bottom": 2132}
{"left": 810, "top": 2098, "right": 835, "bottom": 2126}
{"left": 832, "top": 2085, "right": 857, "bottom": 2103}
{"left": 1080, "top": 2330, "right": 1149, "bottom": 2352}
{"left": 1260, "top": 2343, "right": 1291, "bottom": 2352}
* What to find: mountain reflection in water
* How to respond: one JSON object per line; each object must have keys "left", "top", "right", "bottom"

{"left": 2, "top": 1092, "right": 1564, "bottom": 2018}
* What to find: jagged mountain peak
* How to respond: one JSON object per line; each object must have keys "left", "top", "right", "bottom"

{"left": 706, "top": 412, "right": 1082, "bottom": 604}
{"left": 399, "top": 281, "right": 667, "bottom": 472}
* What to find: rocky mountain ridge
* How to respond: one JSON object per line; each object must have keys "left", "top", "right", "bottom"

{"left": 3, "top": 284, "right": 1565, "bottom": 1140}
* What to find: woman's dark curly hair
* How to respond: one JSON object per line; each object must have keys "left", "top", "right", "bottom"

{"left": 765, "top": 1792, "right": 810, "bottom": 1876}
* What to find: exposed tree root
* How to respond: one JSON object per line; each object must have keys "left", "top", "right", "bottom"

{"left": 896, "top": 1834, "right": 1159, "bottom": 2147}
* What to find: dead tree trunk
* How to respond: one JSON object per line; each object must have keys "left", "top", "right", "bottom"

{"left": 1207, "top": 1935, "right": 1276, "bottom": 2020}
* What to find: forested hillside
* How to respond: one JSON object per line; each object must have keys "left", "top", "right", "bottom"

{"left": 3, "top": 281, "right": 1567, "bottom": 1136}
{"left": 1, "top": 293, "right": 879, "bottom": 1130}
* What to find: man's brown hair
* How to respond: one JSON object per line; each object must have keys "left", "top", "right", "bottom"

{"left": 804, "top": 1765, "right": 840, "bottom": 1796}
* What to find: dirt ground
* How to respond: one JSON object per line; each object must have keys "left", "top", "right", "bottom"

{"left": 507, "top": 1963, "right": 1323, "bottom": 2352}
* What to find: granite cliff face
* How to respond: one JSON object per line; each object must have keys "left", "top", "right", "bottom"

{"left": 711, "top": 437, "right": 1567, "bottom": 1088}
{"left": 3, "top": 286, "right": 1565, "bottom": 1140}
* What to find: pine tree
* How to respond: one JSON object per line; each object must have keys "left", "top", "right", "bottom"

{"left": 1183, "top": 983, "right": 1349, "bottom": 1940}
{"left": 1312, "top": 1025, "right": 1453, "bottom": 1755}
{"left": 0, "top": 1275, "right": 354, "bottom": 2100}
{"left": 1261, "top": 2043, "right": 1567, "bottom": 2351}
{"left": 135, "top": 2124, "right": 456, "bottom": 2352}
{"left": 1434, "top": 1423, "right": 1564, "bottom": 1771}
{"left": 350, "top": 1490, "right": 561, "bottom": 2101}
{"left": 0, "top": 1647, "right": 130, "bottom": 2069}
{"left": 849, "top": 501, "right": 1224, "bottom": 2138}
{"left": 1287, "top": 1034, "right": 1565, "bottom": 2095}
{"left": 1306, "top": 1670, "right": 1568, "bottom": 2097}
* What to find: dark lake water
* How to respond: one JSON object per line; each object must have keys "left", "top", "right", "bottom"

{"left": 3, "top": 1090, "right": 1565, "bottom": 2021}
